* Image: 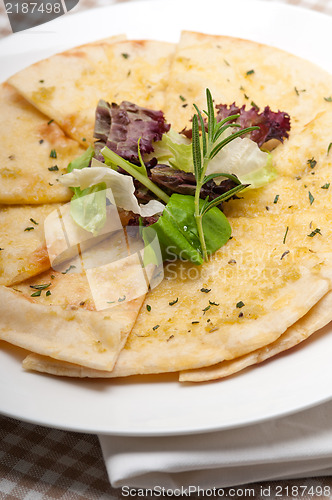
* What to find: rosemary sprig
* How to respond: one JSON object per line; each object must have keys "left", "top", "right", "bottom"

{"left": 192, "top": 88, "right": 259, "bottom": 261}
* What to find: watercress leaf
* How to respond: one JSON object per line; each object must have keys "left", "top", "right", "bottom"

{"left": 67, "top": 145, "right": 95, "bottom": 173}
{"left": 146, "top": 194, "right": 231, "bottom": 265}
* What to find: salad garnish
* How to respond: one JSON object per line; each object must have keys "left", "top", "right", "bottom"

{"left": 61, "top": 88, "right": 291, "bottom": 265}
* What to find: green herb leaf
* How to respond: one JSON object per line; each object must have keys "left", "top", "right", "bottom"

{"left": 236, "top": 301, "right": 245, "bottom": 308}
{"left": 169, "top": 298, "right": 178, "bottom": 306}
{"left": 321, "top": 183, "right": 330, "bottom": 189}
{"left": 200, "top": 288, "right": 211, "bottom": 293}
{"left": 24, "top": 227, "right": 34, "bottom": 231}
{"left": 30, "top": 218, "right": 39, "bottom": 225}
{"left": 48, "top": 165, "right": 59, "bottom": 171}
{"left": 50, "top": 149, "right": 57, "bottom": 158}
{"left": 146, "top": 304, "right": 151, "bottom": 312}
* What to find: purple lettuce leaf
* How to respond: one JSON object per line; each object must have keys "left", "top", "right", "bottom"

{"left": 181, "top": 102, "right": 291, "bottom": 147}
{"left": 215, "top": 103, "right": 290, "bottom": 147}
{"left": 94, "top": 99, "right": 170, "bottom": 163}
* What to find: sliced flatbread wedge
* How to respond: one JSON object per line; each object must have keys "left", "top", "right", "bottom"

{"left": 271, "top": 109, "right": 332, "bottom": 178}
{"left": 8, "top": 38, "right": 175, "bottom": 145}
{"left": 23, "top": 289, "right": 332, "bottom": 379}
{"left": 179, "top": 290, "right": 332, "bottom": 382}
{"left": 0, "top": 203, "right": 62, "bottom": 286}
{"left": 223, "top": 109, "right": 332, "bottom": 218}
{"left": 164, "top": 31, "right": 332, "bottom": 134}
{"left": 0, "top": 233, "right": 148, "bottom": 370}
{"left": 0, "top": 83, "right": 84, "bottom": 204}
{"left": 179, "top": 210, "right": 332, "bottom": 381}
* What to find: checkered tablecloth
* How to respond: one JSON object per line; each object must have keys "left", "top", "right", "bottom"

{"left": 1, "top": 0, "right": 332, "bottom": 498}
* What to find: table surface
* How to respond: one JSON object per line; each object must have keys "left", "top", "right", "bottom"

{"left": 1, "top": 0, "right": 332, "bottom": 498}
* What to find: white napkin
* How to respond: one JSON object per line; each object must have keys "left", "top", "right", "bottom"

{"left": 98, "top": 400, "right": 332, "bottom": 489}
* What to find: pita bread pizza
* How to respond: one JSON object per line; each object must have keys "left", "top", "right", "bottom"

{"left": 2, "top": 31, "right": 332, "bottom": 384}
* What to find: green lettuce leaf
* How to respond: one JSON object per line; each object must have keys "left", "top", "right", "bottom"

{"left": 152, "top": 130, "right": 193, "bottom": 172}
{"left": 143, "top": 193, "right": 231, "bottom": 265}
{"left": 70, "top": 182, "right": 107, "bottom": 235}
{"left": 153, "top": 130, "right": 276, "bottom": 189}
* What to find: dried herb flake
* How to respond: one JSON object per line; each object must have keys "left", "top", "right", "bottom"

{"left": 283, "top": 226, "right": 289, "bottom": 244}
{"left": 308, "top": 228, "right": 322, "bottom": 237}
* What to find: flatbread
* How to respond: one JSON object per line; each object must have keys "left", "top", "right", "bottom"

{"left": 0, "top": 83, "right": 85, "bottom": 204}
{"left": 0, "top": 231, "right": 148, "bottom": 370}
{"left": 179, "top": 290, "right": 332, "bottom": 382}
{"left": 179, "top": 211, "right": 332, "bottom": 381}
{"left": 8, "top": 38, "right": 175, "bottom": 145}
{"left": 3, "top": 31, "right": 332, "bottom": 383}
{"left": 0, "top": 203, "right": 61, "bottom": 286}
{"left": 23, "top": 289, "right": 332, "bottom": 379}
{"left": 21, "top": 229, "right": 332, "bottom": 377}
{"left": 163, "top": 31, "right": 332, "bottom": 134}
{"left": 223, "top": 109, "right": 332, "bottom": 218}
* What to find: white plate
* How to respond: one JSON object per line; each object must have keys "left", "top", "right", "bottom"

{"left": 1, "top": 0, "right": 332, "bottom": 436}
